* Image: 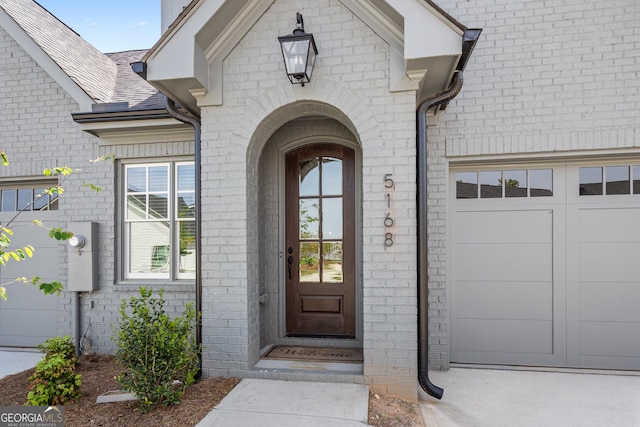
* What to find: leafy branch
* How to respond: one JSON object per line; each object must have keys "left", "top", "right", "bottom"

{"left": 0, "top": 153, "right": 113, "bottom": 300}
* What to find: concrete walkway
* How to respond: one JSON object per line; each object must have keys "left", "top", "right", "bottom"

{"left": 421, "top": 367, "right": 640, "bottom": 427}
{"left": 0, "top": 349, "right": 41, "bottom": 379}
{"left": 196, "top": 378, "right": 369, "bottom": 426}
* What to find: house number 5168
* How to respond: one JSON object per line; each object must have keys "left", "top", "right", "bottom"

{"left": 384, "top": 174, "right": 394, "bottom": 247}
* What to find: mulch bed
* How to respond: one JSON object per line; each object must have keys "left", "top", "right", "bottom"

{"left": 0, "top": 354, "right": 239, "bottom": 427}
{"left": 0, "top": 353, "right": 422, "bottom": 427}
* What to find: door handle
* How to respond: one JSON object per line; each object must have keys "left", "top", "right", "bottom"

{"left": 287, "top": 247, "right": 293, "bottom": 280}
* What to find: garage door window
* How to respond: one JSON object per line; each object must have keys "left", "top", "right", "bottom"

{"left": 456, "top": 169, "right": 553, "bottom": 199}
{"left": 580, "top": 165, "right": 640, "bottom": 196}
{"left": 0, "top": 183, "right": 58, "bottom": 211}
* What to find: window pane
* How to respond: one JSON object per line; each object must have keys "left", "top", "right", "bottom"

{"left": 33, "top": 188, "right": 48, "bottom": 210}
{"left": 299, "top": 242, "right": 319, "bottom": 283}
{"left": 149, "top": 194, "right": 168, "bottom": 219}
{"left": 149, "top": 166, "right": 168, "bottom": 192}
{"left": 322, "top": 242, "right": 343, "bottom": 283}
{"left": 299, "top": 158, "right": 320, "bottom": 197}
{"left": 300, "top": 199, "right": 319, "bottom": 239}
{"left": 127, "top": 195, "right": 147, "bottom": 220}
{"left": 322, "top": 158, "right": 342, "bottom": 196}
{"left": 634, "top": 166, "right": 640, "bottom": 194}
{"left": 322, "top": 198, "right": 342, "bottom": 240}
{"left": 18, "top": 189, "right": 32, "bottom": 211}
{"left": 579, "top": 167, "right": 602, "bottom": 196}
{"left": 1, "top": 190, "right": 16, "bottom": 211}
{"left": 177, "top": 164, "right": 195, "bottom": 191}
{"left": 128, "top": 222, "right": 170, "bottom": 275}
{"left": 178, "top": 221, "right": 196, "bottom": 275}
{"left": 530, "top": 169, "right": 553, "bottom": 197}
{"left": 127, "top": 167, "right": 146, "bottom": 192}
{"left": 606, "top": 166, "right": 630, "bottom": 195}
{"left": 456, "top": 172, "right": 478, "bottom": 199}
{"left": 177, "top": 193, "right": 195, "bottom": 219}
{"left": 504, "top": 170, "right": 527, "bottom": 198}
{"left": 480, "top": 171, "right": 502, "bottom": 198}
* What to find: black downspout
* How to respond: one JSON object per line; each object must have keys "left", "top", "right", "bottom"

{"left": 417, "top": 71, "right": 464, "bottom": 400}
{"left": 164, "top": 97, "right": 203, "bottom": 378}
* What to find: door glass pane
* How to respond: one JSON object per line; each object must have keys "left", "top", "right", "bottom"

{"left": 299, "top": 158, "right": 320, "bottom": 197}
{"left": 456, "top": 172, "right": 478, "bottom": 199}
{"left": 322, "top": 158, "right": 342, "bottom": 196}
{"left": 504, "top": 170, "right": 527, "bottom": 198}
{"left": 300, "top": 199, "right": 319, "bottom": 239}
{"left": 606, "top": 166, "right": 630, "bottom": 195}
{"left": 299, "top": 242, "right": 320, "bottom": 283}
{"left": 530, "top": 169, "right": 553, "bottom": 197}
{"left": 322, "top": 198, "right": 343, "bottom": 239}
{"left": 579, "top": 167, "right": 602, "bottom": 196}
{"left": 323, "top": 242, "right": 343, "bottom": 283}
{"left": 128, "top": 222, "right": 170, "bottom": 275}
{"left": 480, "top": 171, "right": 502, "bottom": 198}
{"left": 634, "top": 166, "right": 640, "bottom": 194}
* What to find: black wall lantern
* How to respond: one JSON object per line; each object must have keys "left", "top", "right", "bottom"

{"left": 278, "top": 13, "right": 318, "bottom": 86}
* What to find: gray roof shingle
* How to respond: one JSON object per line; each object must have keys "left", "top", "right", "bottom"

{"left": 0, "top": 0, "right": 164, "bottom": 111}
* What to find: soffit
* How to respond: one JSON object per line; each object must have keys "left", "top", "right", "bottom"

{"left": 142, "top": 0, "right": 467, "bottom": 114}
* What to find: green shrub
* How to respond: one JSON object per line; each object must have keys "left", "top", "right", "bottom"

{"left": 26, "top": 335, "right": 81, "bottom": 406}
{"left": 37, "top": 335, "right": 76, "bottom": 360}
{"left": 114, "top": 287, "right": 200, "bottom": 413}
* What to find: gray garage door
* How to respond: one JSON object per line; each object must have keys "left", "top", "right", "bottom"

{"left": 0, "top": 212, "right": 60, "bottom": 347}
{"left": 450, "top": 163, "right": 640, "bottom": 370}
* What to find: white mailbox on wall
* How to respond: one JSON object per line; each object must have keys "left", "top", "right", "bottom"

{"left": 67, "top": 222, "right": 98, "bottom": 292}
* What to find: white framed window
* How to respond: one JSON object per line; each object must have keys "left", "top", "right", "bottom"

{"left": 124, "top": 161, "right": 195, "bottom": 280}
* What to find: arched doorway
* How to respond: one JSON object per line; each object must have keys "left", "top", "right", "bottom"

{"left": 255, "top": 116, "right": 362, "bottom": 349}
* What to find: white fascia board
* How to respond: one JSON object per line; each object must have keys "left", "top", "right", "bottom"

{"left": 0, "top": 8, "right": 94, "bottom": 111}
{"left": 77, "top": 118, "right": 193, "bottom": 145}
{"left": 389, "top": 0, "right": 462, "bottom": 59}
{"left": 146, "top": 0, "right": 227, "bottom": 90}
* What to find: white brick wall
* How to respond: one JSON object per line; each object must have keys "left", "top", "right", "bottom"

{"left": 198, "top": 0, "right": 420, "bottom": 399}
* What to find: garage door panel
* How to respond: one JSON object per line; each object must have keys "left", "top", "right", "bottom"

{"left": 456, "top": 210, "right": 552, "bottom": 243}
{"left": 0, "top": 308, "right": 58, "bottom": 347}
{"left": 0, "top": 215, "right": 61, "bottom": 348}
{"left": 579, "top": 208, "right": 640, "bottom": 242}
{"left": 457, "top": 282, "right": 552, "bottom": 320}
{"left": 456, "top": 319, "right": 553, "bottom": 354}
{"left": 580, "top": 322, "right": 640, "bottom": 358}
{"left": 580, "top": 282, "right": 640, "bottom": 322}
{"left": 456, "top": 243, "right": 552, "bottom": 282}
{"left": 0, "top": 281, "right": 59, "bottom": 310}
{"left": 579, "top": 243, "right": 640, "bottom": 282}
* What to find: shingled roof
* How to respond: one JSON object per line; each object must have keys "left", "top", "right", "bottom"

{"left": 0, "top": 0, "right": 120, "bottom": 103}
{"left": 1, "top": 0, "right": 164, "bottom": 111}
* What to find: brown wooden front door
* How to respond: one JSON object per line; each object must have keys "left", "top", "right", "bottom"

{"left": 285, "top": 144, "right": 356, "bottom": 337}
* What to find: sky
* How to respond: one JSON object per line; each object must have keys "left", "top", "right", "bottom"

{"left": 36, "top": 0, "right": 161, "bottom": 53}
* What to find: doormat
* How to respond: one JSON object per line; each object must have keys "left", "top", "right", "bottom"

{"left": 262, "top": 346, "right": 363, "bottom": 363}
